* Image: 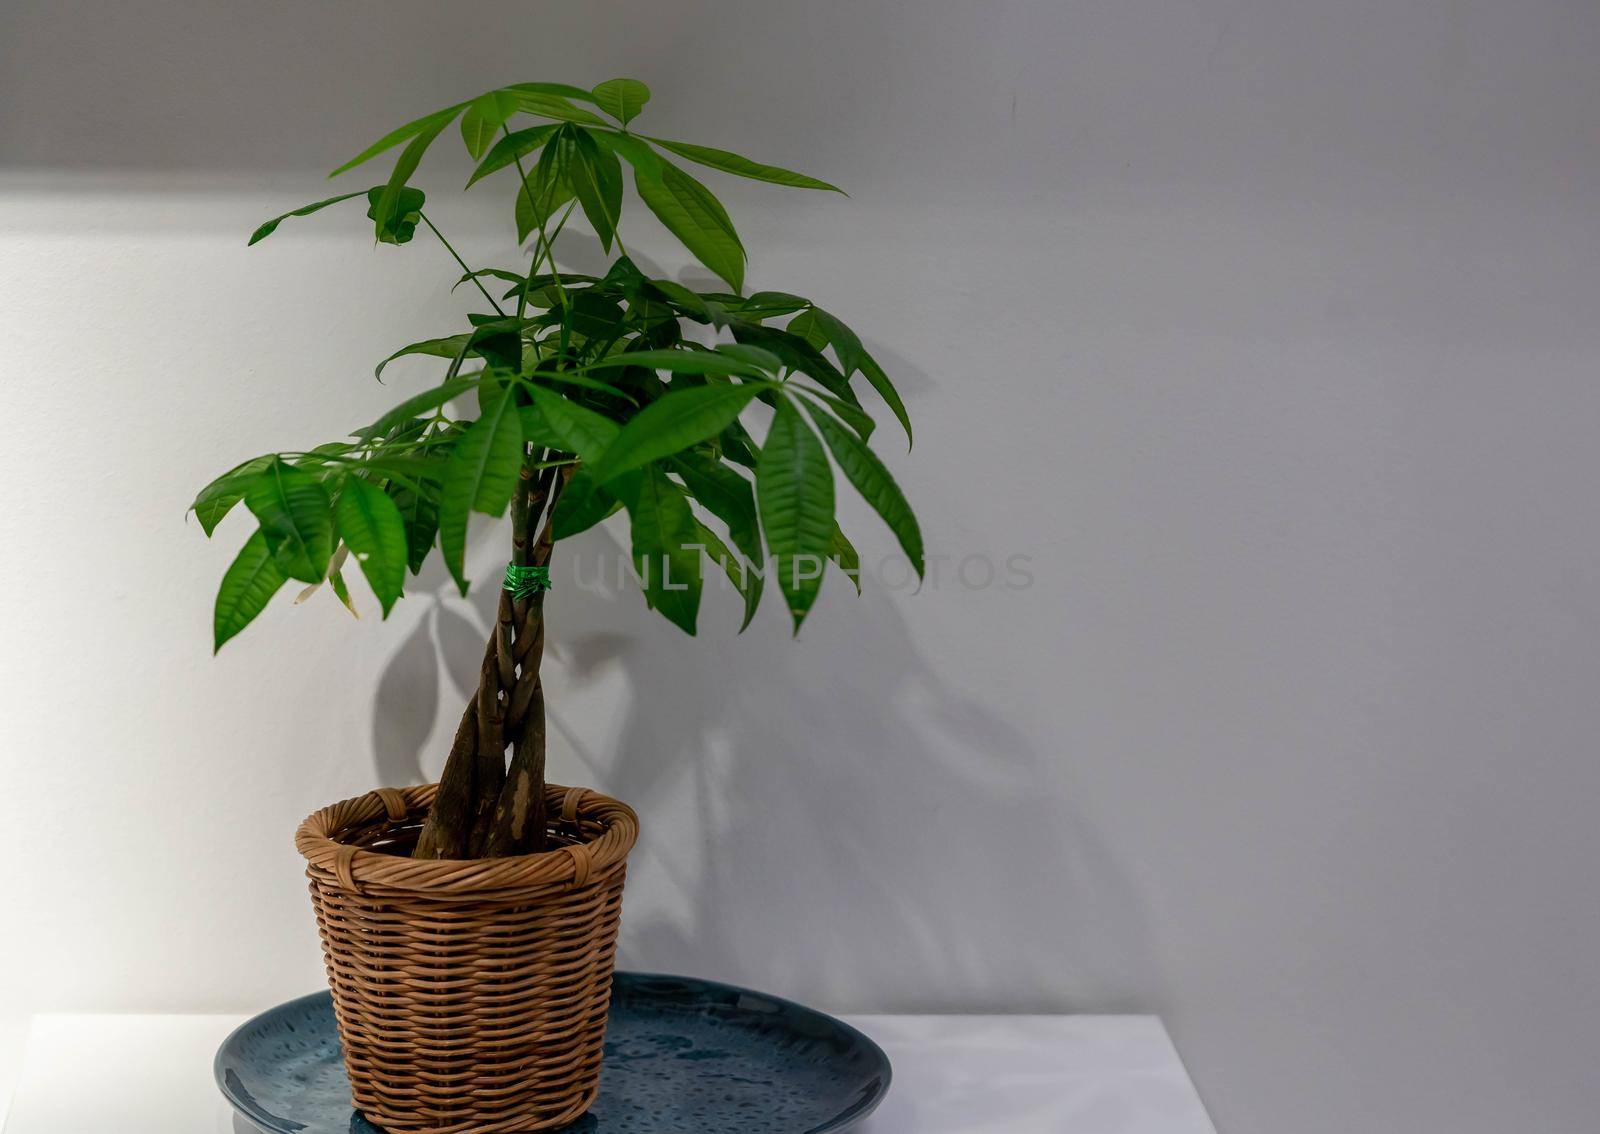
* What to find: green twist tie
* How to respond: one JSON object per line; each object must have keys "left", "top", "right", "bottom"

{"left": 502, "top": 563, "right": 551, "bottom": 600}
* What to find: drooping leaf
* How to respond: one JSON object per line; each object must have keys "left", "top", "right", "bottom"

{"left": 648, "top": 137, "right": 842, "bottom": 193}
{"left": 633, "top": 160, "right": 745, "bottom": 292}
{"left": 515, "top": 130, "right": 575, "bottom": 242}
{"left": 438, "top": 388, "right": 523, "bottom": 593}
{"left": 244, "top": 460, "right": 334, "bottom": 584}
{"left": 592, "top": 78, "right": 651, "bottom": 125}
{"left": 730, "top": 324, "right": 854, "bottom": 401}
{"left": 456, "top": 267, "right": 530, "bottom": 293}
{"left": 806, "top": 408, "right": 923, "bottom": 577}
{"left": 693, "top": 519, "right": 761, "bottom": 629}
{"left": 794, "top": 385, "right": 876, "bottom": 442}
{"left": 335, "top": 478, "right": 408, "bottom": 616}
{"left": 327, "top": 554, "right": 360, "bottom": 618}
{"left": 829, "top": 523, "right": 862, "bottom": 595}
{"left": 806, "top": 307, "right": 865, "bottom": 377}
{"left": 587, "top": 384, "right": 760, "bottom": 485}
{"left": 459, "top": 91, "right": 517, "bottom": 159}
{"left": 214, "top": 529, "right": 287, "bottom": 652}
{"left": 466, "top": 123, "right": 561, "bottom": 187}
{"left": 627, "top": 466, "right": 703, "bottom": 634}
{"left": 858, "top": 349, "right": 914, "bottom": 447}
{"left": 568, "top": 127, "right": 623, "bottom": 251}
{"left": 388, "top": 485, "right": 439, "bottom": 574}
{"left": 354, "top": 377, "right": 479, "bottom": 440}
{"left": 192, "top": 454, "right": 275, "bottom": 535}
{"left": 328, "top": 103, "right": 467, "bottom": 178}
{"left": 673, "top": 452, "right": 764, "bottom": 629}
{"left": 248, "top": 190, "right": 371, "bottom": 245}
{"left": 375, "top": 333, "right": 473, "bottom": 381}
{"left": 372, "top": 112, "right": 449, "bottom": 244}
{"left": 366, "top": 185, "right": 426, "bottom": 244}
{"left": 757, "top": 399, "right": 834, "bottom": 630}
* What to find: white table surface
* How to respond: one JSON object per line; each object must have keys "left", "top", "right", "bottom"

{"left": 2, "top": 1011, "right": 1216, "bottom": 1134}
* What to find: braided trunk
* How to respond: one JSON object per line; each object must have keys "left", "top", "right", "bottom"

{"left": 413, "top": 459, "right": 571, "bottom": 860}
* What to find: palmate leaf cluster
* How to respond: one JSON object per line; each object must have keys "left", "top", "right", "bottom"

{"left": 196, "top": 78, "right": 922, "bottom": 651}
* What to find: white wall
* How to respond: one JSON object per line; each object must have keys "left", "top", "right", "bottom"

{"left": 4, "top": 3, "right": 1600, "bottom": 1133}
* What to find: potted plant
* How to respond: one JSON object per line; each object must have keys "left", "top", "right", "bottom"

{"left": 194, "top": 77, "right": 923, "bottom": 1133}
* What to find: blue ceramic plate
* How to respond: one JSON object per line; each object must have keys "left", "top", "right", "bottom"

{"left": 217, "top": 971, "right": 890, "bottom": 1133}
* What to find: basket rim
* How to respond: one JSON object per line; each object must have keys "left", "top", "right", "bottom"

{"left": 295, "top": 781, "right": 638, "bottom": 897}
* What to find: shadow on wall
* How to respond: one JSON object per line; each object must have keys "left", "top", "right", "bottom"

{"left": 367, "top": 479, "right": 1161, "bottom": 1014}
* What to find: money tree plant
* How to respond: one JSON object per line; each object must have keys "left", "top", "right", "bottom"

{"left": 192, "top": 78, "right": 923, "bottom": 860}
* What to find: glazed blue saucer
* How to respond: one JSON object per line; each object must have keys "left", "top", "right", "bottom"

{"left": 216, "top": 971, "right": 890, "bottom": 1133}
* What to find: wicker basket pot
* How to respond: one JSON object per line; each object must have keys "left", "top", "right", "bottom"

{"left": 295, "top": 782, "right": 639, "bottom": 1134}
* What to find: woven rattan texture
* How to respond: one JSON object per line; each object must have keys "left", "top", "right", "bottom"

{"left": 295, "top": 783, "right": 638, "bottom": 1133}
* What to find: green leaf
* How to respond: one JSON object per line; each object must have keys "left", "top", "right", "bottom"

{"left": 806, "top": 307, "right": 865, "bottom": 377}
{"left": 335, "top": 478, "right": 408, "bottom": 616}
{"left": 516, "top": 405, "right": 565, "bottom": 451}
{"left": 806, "top": 407, "right": 923, "bottom": 577}
{"left": 508, "top": 90, "right": 609, "bottom": 127}
{"left": 372, "top": 117, "right": 449, "bottom": 244}
{"left": 859, "top": 349, "right": 914, "bottom": 447}
{"left": 466, "top": 123, "right": 561, "bottom": 187}
{"left": 375, "top": 333, "right": 472, "bottom": 381}
{"left": 551, "top": 469, "right": 622, "bottom": 538}
{"left": 588, "top": 383, "right": 760, "bottom": 485}
{"left": 248, "top": 190, "right": 371, "bottom": 245}
{"left": 214, "top": 529, "right": 287, "bottom": 652}
{"left": 627, "top": 466, "right": 703, "bottom": 634}
{"left": 648, "top": 137, "right": 842, "bottom": 193}
{"left": 785, "top": 308, "right": 828, "bottom": 350}
{"left": 794, "top": 384, "right": 876, "bottom": 442}
{"left": 388, "top": 485, "right": 439, "bottom": 574}
{"left": 713, "top": 343, "right": 783, "bottom": 375}
{"left": 328, "top": 103, "right": 466, "bottom": 178}
{"left": 527, "top": 387, "right": 619, "bottom": 464}
{"left": 354, "top": 377, "right": 479, "bottom": 440}
{"left": 694, "top": 519, "right": 761, "bottom": 629}
{"left": 460, "top": 91, "right": 517, "bottom": 159}
{"left": 527, "top": 369, "right": 636, "bottom": 402}
{"left": 730, "top": 324, "right": 854, "bottom": 401}
{"left": 673, "top": 452, "right": 764, "bottom": 629}
{"left": 742, "top": 291, "right": 812, "bottom": 319}
{"left": 592, "top": 78, "right": 651, "bottom": 125}
{"left": 829, "top": 523, "right": 862, "bottom": 595}
{"left": 366, "top": 185, "right": 426, "bottom": 244}
{"left": 515, "top": 131, "right": 575, "bottom": 242}
{"left": 244, "top": 459, "right": 334, "bottom": 584}
{"left": 192, "top": 454, "right": 275, "bottom": 535}
{"left": 438, "top": 388, "right": 523, "bottom": 593}
{"left": 455, "top": 267, "right": 530, "bottom": 293}
{"left": 568, "top": 127, "right": 623, "bottom": 252}
{"left": 634, "top": 159, "right": 745, "bottom": 292}
{"left": 499, "top": 81, "right": 600, "bottom": 103}
{"left": 590, "top": 128, "right": 661, "bottom": 174}
{"left": 757, "top": 399, "right": 834, "bottom": 630}
{"left": 580, "top": 347, "right": 765, "bottom": 377}
{"left": 327, "top": 555, "right": 359, "bottom": 617}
